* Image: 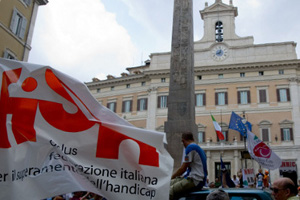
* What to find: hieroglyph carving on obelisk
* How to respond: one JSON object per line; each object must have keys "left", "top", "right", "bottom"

{"left": 165, "top": 0, "right": 198, "bottom": 169}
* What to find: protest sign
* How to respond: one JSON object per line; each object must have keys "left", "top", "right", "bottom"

{"left": 0, "top": 58, "right": 173, "bottom": 200}
{"left": 242, "top": 168, "right": 255, "bottom": 187}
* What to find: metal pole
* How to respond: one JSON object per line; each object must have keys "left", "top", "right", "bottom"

{"left": 243, "top": 111, "right": 247, "bottom": 169}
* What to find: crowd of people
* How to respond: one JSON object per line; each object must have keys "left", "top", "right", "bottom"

{"left": 206, "top": 168, "right": 270, "bottom": 189}
{"left": 169, "top": 132, "right": 300, "bottom": 200}
{"left": 206, "top": 182, "right": 300, "bottom": 200}
{"left": 44, "top": 192, "right": 105, "bottom": 200}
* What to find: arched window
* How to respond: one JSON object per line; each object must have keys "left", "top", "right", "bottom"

{"left": 215, "top": 21, "right": 223, "bottom": 42}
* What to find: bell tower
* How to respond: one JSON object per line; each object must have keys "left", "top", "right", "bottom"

{"left": 199, "top": 0, "right": 239, "bottom": 43}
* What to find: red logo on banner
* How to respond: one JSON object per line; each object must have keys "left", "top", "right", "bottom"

{"left": 253, "top": 142, "right": 271, "bottom": 158}
{"left": 0, "top": 68, "right": 95, "bottom": 148}
{"left": 0, "top": 67, "right": 159, "bottom": 167}
{"left": 97, "top": 125, "right": 159, "bottom": 167}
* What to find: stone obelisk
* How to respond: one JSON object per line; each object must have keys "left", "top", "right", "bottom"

{"left": 164, "top": 0, "right": 198, "bottom": 169}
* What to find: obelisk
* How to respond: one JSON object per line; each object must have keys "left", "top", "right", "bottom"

{"left": 164, "top": 0, "right": 198, "bottom": 169}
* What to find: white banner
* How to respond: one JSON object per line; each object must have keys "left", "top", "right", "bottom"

{"left": 0, "top": 58, "right": 173, "bottom": 200}
{"left": 246, "top": 130, "right": 282, "bottom": 170}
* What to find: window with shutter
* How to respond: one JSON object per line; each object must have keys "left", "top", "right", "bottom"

{"left": 282, "top": 128, "right": 293, "bottom": 141}
{"left": 137, "top": 99, "right": 140, "bottom": 111}
{"left": 157, "top": 96, "right": 161, "bottom": 108}
{"left": 145, "top": 98, "right": 148, "bottom": 110}
{"left": 247, "top": 91, "right": 251, "bottom": 103}
{"left": 290, "top": 128, "right": 293, "bottom": 140}
{"left": 287, "top": 89, "right": 290, "bottom": 101}
{"left": 25, "top": 0, "right": 32, "bottom": 6}
{"left": 122, "top": 100, "right": 132, "bottom": 113}
{"left": 262, "top": 129, "right": 269, "bottom": 142}
{"left": 3, "top": 49, "right": 16, "bottom": 60}
{"left": 10, "top": 9, "right": 27, "bottom": 39}
{"left": 107, "top": 102, "right": 116, "bottom": 112}
{"left": 198, "top": 132, "right": 204, "bottom": 143}
{"left": 158, "top": 96, "right": 168, "bottom": 108}
{"left": 217, "top": 92, "right": 226, "bottom": 105}
{"left": 137, "top": 98, "right": 147, "bottom": 111}
{"left": 278, "top": 88, "right": 290, "bottom": 102}
{"left": 238, "top": 91, "right": 250, "bottom": 104}
{"left": 225, "top": 131, "right": 228, "bottom": 141}
{"left": 196, "top": 94, "right": 205, "bottom": 106}
{"left": 276, "top": 89, "right": 280, "bottom": 102}
{"left": 21, "top": 0, "right": 32, "bottom": 6}
{"left": 259, "top": 90, "right": 267, "bottom": 103}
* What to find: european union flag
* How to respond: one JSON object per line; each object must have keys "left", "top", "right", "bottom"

{"left": 228, "top": 111, "right": 252, "bottom": 137}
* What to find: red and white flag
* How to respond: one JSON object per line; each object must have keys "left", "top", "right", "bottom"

{"left": 246, "top": 130, "right": 281, "bottom": 170}
{"left": 0, "top": 58, "right": 173, "bottom": 200}
{"left": 211, "top": 115, "right": 224, "bottom": 140}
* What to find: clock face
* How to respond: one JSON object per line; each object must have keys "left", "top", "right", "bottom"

{"left": 212, "top": 45, "right": 229, "bottom": 61}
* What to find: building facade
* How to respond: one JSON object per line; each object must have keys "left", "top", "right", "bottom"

{"left": 0, "top": 0, "right": 48, "bottom": 61}
{"left": 86, "top": 0, "right": 300, "bottom": 184}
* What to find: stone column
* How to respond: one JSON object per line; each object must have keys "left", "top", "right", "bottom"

{"left": 146, "top": 87, "right": 158, "bottom": 130}
{"left": 234, "top": 149, "right": 239, "bottom": 173}
{"left": 206, "top": 151, "right": 212, "bottom": 182}
{"left": 289, "top": 78, "right": 300, "bottom": 145}
{"left": 164, "top": 0, "right": 198, "bottom": 169}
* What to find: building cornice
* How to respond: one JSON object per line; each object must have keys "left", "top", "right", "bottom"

{"left": 194, "top": 59, "right": 300, "bottom": 73}
{"left": 86, "top": 59, "right": 300, "bottom": 88}
{"left": 86, "top": 74, "right": 149, "bottom": 88}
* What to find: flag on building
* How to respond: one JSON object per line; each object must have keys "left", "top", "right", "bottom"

{"left": 0, "top": 58, "right": 173, "bottom": 200}
{"left": 211, "top": 114, "right": 224, "bottom": 140}
{"left": 228, "top": 111, "right": 252, "bottom": 137}
{"left": 220, "top": 157, "right": 236, "bottom": 188}
{"left": 246, "top": 130, "right": 282, "bottom": 170}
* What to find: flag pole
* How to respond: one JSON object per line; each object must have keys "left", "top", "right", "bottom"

{"left": 242, "top": 111, "right": 247, "bottom": 169}
{"left": 220, "top": 109, "right": 222, "bottom": 132}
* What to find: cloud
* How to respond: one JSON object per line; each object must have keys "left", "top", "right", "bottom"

{"left": 29, "top": 0, "right": 137, "bottom": 82}
{"left": 119, "top": 0, "right": 173, "bottom": 53}
{"left": 29, "top": 0, "right": 300, "bottom": 83}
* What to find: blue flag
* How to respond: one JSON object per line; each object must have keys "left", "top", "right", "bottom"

{"left": 228, "top": 111, "right": 252, "bottom": 137}
{"left": 220, "top": 157, "right": 236, "bottom": 188}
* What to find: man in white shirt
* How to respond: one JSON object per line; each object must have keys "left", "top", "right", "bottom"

{"left": 232, "top": 175, "right": 239, "bottom": 187}
{"left": 169, "top": 132, "right": 207, "bottom": 200}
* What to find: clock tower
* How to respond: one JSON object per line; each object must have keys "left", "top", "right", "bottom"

{"left": 199, "top": 0, "right": 240, "bottom": 43}
{"left": 193, "top": 0, "right": 258, "bottom": 66}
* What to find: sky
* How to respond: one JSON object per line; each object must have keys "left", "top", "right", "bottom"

{"left": 28, "top": 0, "right": 300, "bottom": 83}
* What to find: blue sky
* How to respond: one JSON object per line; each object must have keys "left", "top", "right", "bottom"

{"left": 28, "top": 0, "right": 300, "bottom": 83}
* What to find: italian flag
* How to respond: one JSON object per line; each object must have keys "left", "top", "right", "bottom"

{"left": 211, "top": 114, "right": 225, "bottom": 140}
